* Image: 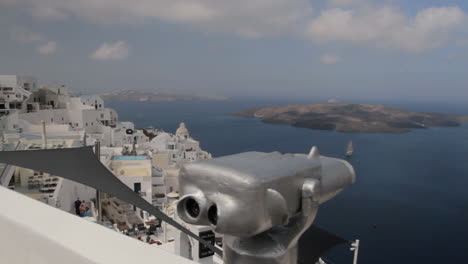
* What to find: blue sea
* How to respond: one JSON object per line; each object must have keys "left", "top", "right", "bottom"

{"left": 108, "top": 99, "right": 468, "bottom": 264}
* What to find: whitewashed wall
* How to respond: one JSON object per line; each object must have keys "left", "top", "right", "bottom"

{"left": 0, "top": 187, "right": 196, "bottom": 264}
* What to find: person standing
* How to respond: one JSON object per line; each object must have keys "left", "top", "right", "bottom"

{"left": 74, "top": 198, "right": 81, "bottom": 215}
{"left": 79, "top": 202, "right": 87, "bottom": 217}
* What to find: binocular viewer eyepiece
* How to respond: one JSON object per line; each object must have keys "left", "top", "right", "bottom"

{"left": 183, "top": 197, "right": 201, "bottom": 218}
{"left": 178, "top": 195, "right": 219, "bottom": 225}
{"left": 177, "top": 191, "right": 221, "bottom": 227}
{"left": 177, "top": 148, "right": 355, "bottom": 238}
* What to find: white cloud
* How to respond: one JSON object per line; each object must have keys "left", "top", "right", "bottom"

{"left": 37, "top": 41, "right": 57, "bottom": 54}
{"left": 320, "top": 54, "right": 340, "bottom": 64}
{"left": 3, "top": 1, "right": 467, "bottom": 52}
{"left": 327, "top": 0, "right": 364, "bottom": 7}
{"left": 90, "top": 41, "right": 130, "bottom": 61}
{"left": 31, "top": 6, "right": 68, "bottom": 20}
{"left": 3, "top": 0, "right": 313, "bottom": 38}
{"left": 10, "top": 26, "right": 45, "bottom": 43}
{"left": 306, "top": 6, "right": 467, "bottom": 53}
{"left": 10, "top": 26, "right": 57, "bottom": 54}
{"left": 456, "top": 39, "right": 468, "bottom": 46}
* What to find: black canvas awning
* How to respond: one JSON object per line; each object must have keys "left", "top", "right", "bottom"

{"left": 299, "top": 225, "right": 348, "bottom": 263}
{"left": 0, "top": 146, "right": 222, "bottom": 256}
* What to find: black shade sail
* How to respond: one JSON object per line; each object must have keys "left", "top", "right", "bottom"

{"left": 298, "top": 225, "right": 348, "bottom": 263}
{"left": 0, "top": 146, "right": 222, "bottom": 256}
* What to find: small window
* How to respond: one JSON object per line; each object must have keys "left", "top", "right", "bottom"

{"left": 85, "top": 123, "right": 88, "bottom": 126}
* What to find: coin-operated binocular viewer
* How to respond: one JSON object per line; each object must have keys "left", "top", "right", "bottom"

{"left": 177, "top": 147, "right": 356, "bottom": 264}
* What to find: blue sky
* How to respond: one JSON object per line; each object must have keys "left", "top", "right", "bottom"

{"left": 0, "top": 0, "right": 467, "bottom": 102}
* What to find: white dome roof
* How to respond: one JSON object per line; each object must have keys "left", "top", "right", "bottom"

{"left": 176, "top": 122, "right": 189, "bottom": 136}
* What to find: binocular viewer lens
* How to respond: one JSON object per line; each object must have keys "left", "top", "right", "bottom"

{"left": 185, "top": 198, "right": 200, "bottom": 218}
{"left": 208, "top": 204, "right": 218, "bottom": 225}
{"left": 179, "top": 195, "right": 219, "bottom": 226}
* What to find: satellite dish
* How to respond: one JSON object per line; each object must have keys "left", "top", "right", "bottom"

{"left": 126, "top": 129, "right": 134, "bottom": 135}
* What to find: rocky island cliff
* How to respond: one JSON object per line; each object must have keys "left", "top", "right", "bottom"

{"left": 232, "top": 103, "right": 468, "bottom": 133}
{"left": 100, "top": 90, "right": 228, "bottom": 102}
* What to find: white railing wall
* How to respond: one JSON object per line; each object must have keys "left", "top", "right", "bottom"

{"left": 0, "top": 187, "right": 196, "bottom": 264}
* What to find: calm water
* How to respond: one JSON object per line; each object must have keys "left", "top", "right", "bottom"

{"left": 109, "top": 99, "right": 468, "bottom": 264}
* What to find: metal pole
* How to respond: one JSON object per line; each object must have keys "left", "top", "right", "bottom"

{"left": 95, "top": 141, "right": 102, "bottom": 222}
{"left": 41, "top": 120, "right": 47, "bottom": 149}
{"left": 353, "top": 239, "right": 360, "bottom": 264}
{"left": 0, "top": 131, "right": 4, "bottom": 151}
{"left": 131, "top": 136, "right": 137, "bottom": 156}
{"left": 163, "top": 201, "right": 168, "bottom": 243}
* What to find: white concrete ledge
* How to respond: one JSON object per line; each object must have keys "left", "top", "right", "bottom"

{"left": 0, "top": 186, "right": 196, "bottom": 264}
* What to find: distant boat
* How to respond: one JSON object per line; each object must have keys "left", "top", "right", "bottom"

{"left": 346, "top": 141, "right": 354, "bottom": 157}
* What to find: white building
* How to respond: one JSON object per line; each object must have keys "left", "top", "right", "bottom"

{"left": 0, "top": 75, "right": 36, "bottom": 111}
{"left": 80, "top": 95, "right": 104, "bottom": 110}
{"left": 146, "top": 123, "right": 211, "bottom": 168}
{"left": 101, "top": 155, "right": 153, "bottom": 226}
{"left": 110, "top": 156, "right": 152, "bottom": 204}
{"left": 1, "top": 75, "right": 217, "bottom": 262}
{"left": 0, "top": 81, "right": 128, "bottom": 147}
{"left": 21, "top": 87, "right": 118, "bottom": 131}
